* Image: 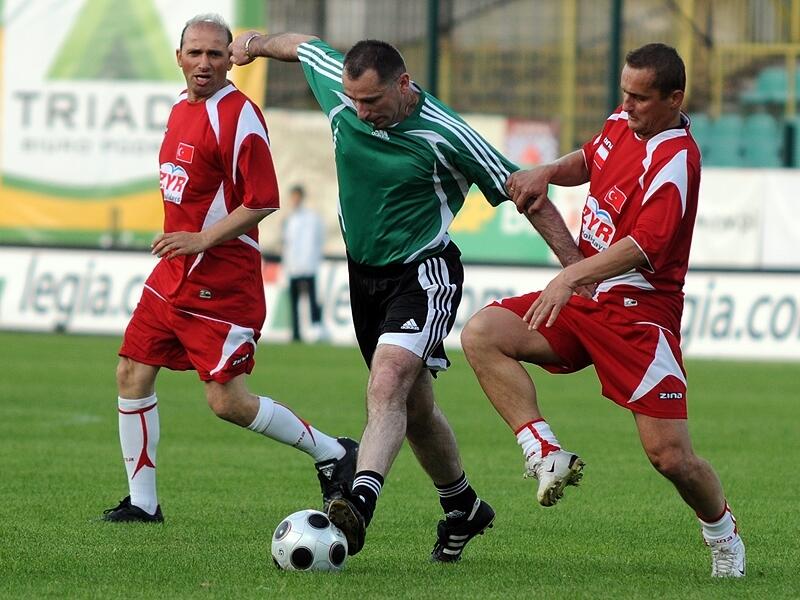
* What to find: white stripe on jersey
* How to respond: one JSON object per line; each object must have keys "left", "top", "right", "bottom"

{"left": 298, "top": 42, "right": 344, "bottom": 75}
{"left": 642, "top": 149, "right": 689, "bottom": 216}
{"left": 406, "top": 129, "right": 470, "bottom": 196}
{"left": 595, "top": 269, "right": 656, "bottom": 295}
{"left": 420, "top": 99, "right": 510, "bottom": 195}
{"left": 232, "top": 101, "right": 270, "bottom": 185}
{"left": 403, "top": 160, "right": 454, "bottom": 263}
{"left": 638, "top": 128, "right": 687, "bottom": 188}
{"left": 173, "top": 92, "right": 188, "bottom": 106}
{"left": 298, "top": 45, "right": 343, "bottom": 83}
{"left": 205, "top": 84, "right": 236, "bottom": 143}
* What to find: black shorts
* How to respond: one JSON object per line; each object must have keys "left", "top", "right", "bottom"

{"left": 347, "top": 242, "right": 464, "bottom": 372}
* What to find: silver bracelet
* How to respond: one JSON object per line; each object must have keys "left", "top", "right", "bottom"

{"left": 244, "top": 34, "right": 260, "bottom": 59}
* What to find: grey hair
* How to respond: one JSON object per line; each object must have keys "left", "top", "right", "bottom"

{"left": 179, "top": 13, "right": 233, "bottom": 48}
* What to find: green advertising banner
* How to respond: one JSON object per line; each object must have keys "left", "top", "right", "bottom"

{"left": 0, "top": 0, "right": 239, "bottom": 248}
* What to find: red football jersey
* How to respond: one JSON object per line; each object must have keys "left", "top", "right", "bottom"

{"left": 580, "top": 108, "right": 701, "bottom": 335}
{"left": 147, "top": 83, "right": 279, "bottom": 329}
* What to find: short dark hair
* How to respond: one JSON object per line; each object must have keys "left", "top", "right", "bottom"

{"left": 625, "top": 43, "right": 686, "bottom": 97}
{"left": 290, "top": 184, "right": 305, "bottom": 198}
{"left": 180, "top": 14, "right": 233, "bottom": 49}
{"left": 343, "top": 40, "right": 406, "bottom": 84}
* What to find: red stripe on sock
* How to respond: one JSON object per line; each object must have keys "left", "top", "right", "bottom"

{"left": 131, "top": 411, "right": 156, "bottom": 478}
{"left": 513, "top": 418, "right": 545, "bottom": 435}
{"left": 527, "top": 423, "right": 560, "bottom": 457}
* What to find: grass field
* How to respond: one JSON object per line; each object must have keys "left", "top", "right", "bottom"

{"left": 1, "top": 331, "right": 798, "bottom": 599}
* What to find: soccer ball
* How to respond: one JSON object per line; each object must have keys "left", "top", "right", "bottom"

{"left": 271, "top": 509, "right": 348, "bottom": 572}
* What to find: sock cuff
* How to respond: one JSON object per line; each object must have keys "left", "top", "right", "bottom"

{"left": 118, "top": 394, "right": 157, "bottom": 413}
{"left": 435, "top": 472, "right": 469, "bottom": 496}
{"left": 698, "top": 501, "right": 731, "bottom": 525}
{"left": 514, "top": 418, "right": 546, "bottom": 435}
{"left": 353, "top": 471, "right": 384, "bottom": 498}
{"left": 247, "top": 396, "right": 276, "bottom": 433}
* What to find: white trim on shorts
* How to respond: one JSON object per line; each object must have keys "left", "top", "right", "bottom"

{"left": 377, "top": 255, "right": 456, "bottom": 372}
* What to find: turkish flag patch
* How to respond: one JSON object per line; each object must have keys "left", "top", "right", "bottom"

{"left": 176, "top": 142, "right": 195, "bottom": 164}
{"left": 603, "top": 185, "right": 628, "bottom": 213}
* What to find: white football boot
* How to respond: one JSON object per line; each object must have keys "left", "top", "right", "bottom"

{"left": 524, "top": 449, "right": 585, "bottom": 507}
{"left": 710, "top": 535, "right": 746, "bottom": 577}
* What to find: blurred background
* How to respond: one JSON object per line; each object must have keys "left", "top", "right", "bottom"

{"left": 1, "top": 0, "right": 798, "bottom": 358}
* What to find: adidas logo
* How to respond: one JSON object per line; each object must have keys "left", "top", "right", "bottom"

{"left": 318, "top": 464, "right": 335, "bottom": 480}
{"left": 401, "top": 318, "right": 419, "bottom": 331}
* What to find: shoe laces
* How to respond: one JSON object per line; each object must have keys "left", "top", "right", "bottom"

{"left": 523, "top": 455, "right": 545, "bottom": 480}
{"left": 710, "top": 541, "right": 742, "bottom": 576}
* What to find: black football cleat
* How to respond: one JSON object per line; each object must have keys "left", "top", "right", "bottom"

{"left": 431, "top": 498, "right": 494, "bottom": 562}
{"left": 327, "top": 496, "right": 366, "bottom": 556}
{"left": 316, "top": 437, "right": 359, "bottom": 510}
{"left": 102, "top": 496, "right": 164, "bottom": 523}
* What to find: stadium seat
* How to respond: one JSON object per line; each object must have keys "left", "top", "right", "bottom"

{"left": 741, "top": 112, "right": 783, "bottom": 167}
{"left": 689, "top": 113, "right": 712, "bottom": 159}
{"left": 790, "top": 116, "right": 800, "bottom": 168}
{"left": 707, "top": 114, "right": 744, "bottom": 167}
{"left": 741, "top": 65, "right": 800, "bottom": 105}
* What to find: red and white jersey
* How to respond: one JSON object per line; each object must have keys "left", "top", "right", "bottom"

{"left": 580, "top": 107, "right": 700, "bottom": 335}
{"left": 147, "top": 83, "right": 279, "bottom": 328}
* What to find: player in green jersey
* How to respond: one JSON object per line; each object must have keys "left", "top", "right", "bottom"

{"left": 231, "top": 32, "right": 584, "bottom": 560}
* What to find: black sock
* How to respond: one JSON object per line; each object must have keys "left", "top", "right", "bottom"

{"left": 351, "top": 470, "right": 384, "bottom": 527}
{"left": 436, "top": 472, "right": 478, "bottom": 518}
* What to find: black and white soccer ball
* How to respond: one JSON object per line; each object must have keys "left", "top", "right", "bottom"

{"left": 271, "top": 509, "right": 348, "bottom": 572}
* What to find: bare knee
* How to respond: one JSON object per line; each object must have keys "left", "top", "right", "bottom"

{"left": 461, "top": 310, "right": 497, "bottom": 361}
{"left": 645, "top": 444, "right": 696, "bottom": 483}
{"left": 206, "top": 386, "right": 236, "bottom": 421}
{"left": 116, "top": 357, "right": 156, "bottom": 399}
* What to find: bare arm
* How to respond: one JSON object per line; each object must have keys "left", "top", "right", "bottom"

{"left": 151, "top": 206, "right": 275, "bottom": 259}
{"left": 506, "top": 150, "right": 589, "bottom": 216}
{"left": 525, "top": 198, "right": 583, "bottom": 267}
{"left": 525, "top": 237, "right": 648, "bottom": 329}
{"left": 230, "top": 31, "right": 318, "bottom": 65}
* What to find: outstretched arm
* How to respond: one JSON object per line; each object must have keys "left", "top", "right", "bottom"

{"left": 506, "top": 150, "right": 589, "bottom": 216}
{"left": 230, "top": 31, "right": 319, "bottom": 65}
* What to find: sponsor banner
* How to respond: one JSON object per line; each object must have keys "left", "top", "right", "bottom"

{"left": 0, "top": 0, "right": 234, "bottom": 246}
{"left": 2, "top": 248, "right": 798, "bottom": 361}
{"left": 690, "top": 170, "right": 763, "bottom": 267}
{"left": 759, "top": 171, "right": 800, "bottom": 268}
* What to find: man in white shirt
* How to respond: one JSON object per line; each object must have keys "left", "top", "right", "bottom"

{"left": 281, "top": 184, "right": 324, "bottom": 342}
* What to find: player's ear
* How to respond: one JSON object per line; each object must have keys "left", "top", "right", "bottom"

{"left": 669, "top": 88, "right": 684, "bottom": 109}
{"left": 397, "top": 72, "right": 411, "bottom": 91}
{"left": 175, "top": 49, "right": 182, "bottom": 68}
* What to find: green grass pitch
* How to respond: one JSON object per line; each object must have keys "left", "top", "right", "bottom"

{"left": 0, "top": 331, "right": 797, "bottom": 598}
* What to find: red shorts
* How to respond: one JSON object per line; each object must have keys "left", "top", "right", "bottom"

{"left": 493, "top": 292, "right": 687, "bottom": 419}
{"left": 119, "top": 286, "right": 259, "bottom": 384}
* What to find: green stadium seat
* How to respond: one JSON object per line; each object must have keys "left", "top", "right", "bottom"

{"left": 741, "top": 66, "right": 800, "bottom": 105}
{"left": 790, "top": 116, "right": 800, "bottom": 168}
{"left": 689, "top": 113, "right": 712, "bottom": 158}
{"left": 707, "top": 114, "right": 744, "bottom": 167}
{"left": 742, "top": 113, "right": 783, "bottom": 167}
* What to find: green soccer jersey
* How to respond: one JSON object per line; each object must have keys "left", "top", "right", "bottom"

{"left": 297, "top": 39, "right": 519, "bottom": 266}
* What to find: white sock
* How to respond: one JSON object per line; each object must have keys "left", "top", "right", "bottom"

{"left": 118, "top": 395, "right": 159, "bottom": 515}
{"left": 247, "top": 396, "right": 344, "bottom": 462}
{"left": 700, "top": 502, "right": 739, "bottom": 546}
{"left": 515, "top": 419, "right": 561, "bottom": 461}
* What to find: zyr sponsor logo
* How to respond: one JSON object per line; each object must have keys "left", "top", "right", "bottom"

{"left": 159, "top": 162, "right": 188, "bottom": 204}
{"left": 581, "top": 196, "right": 616, "bottom": 251}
